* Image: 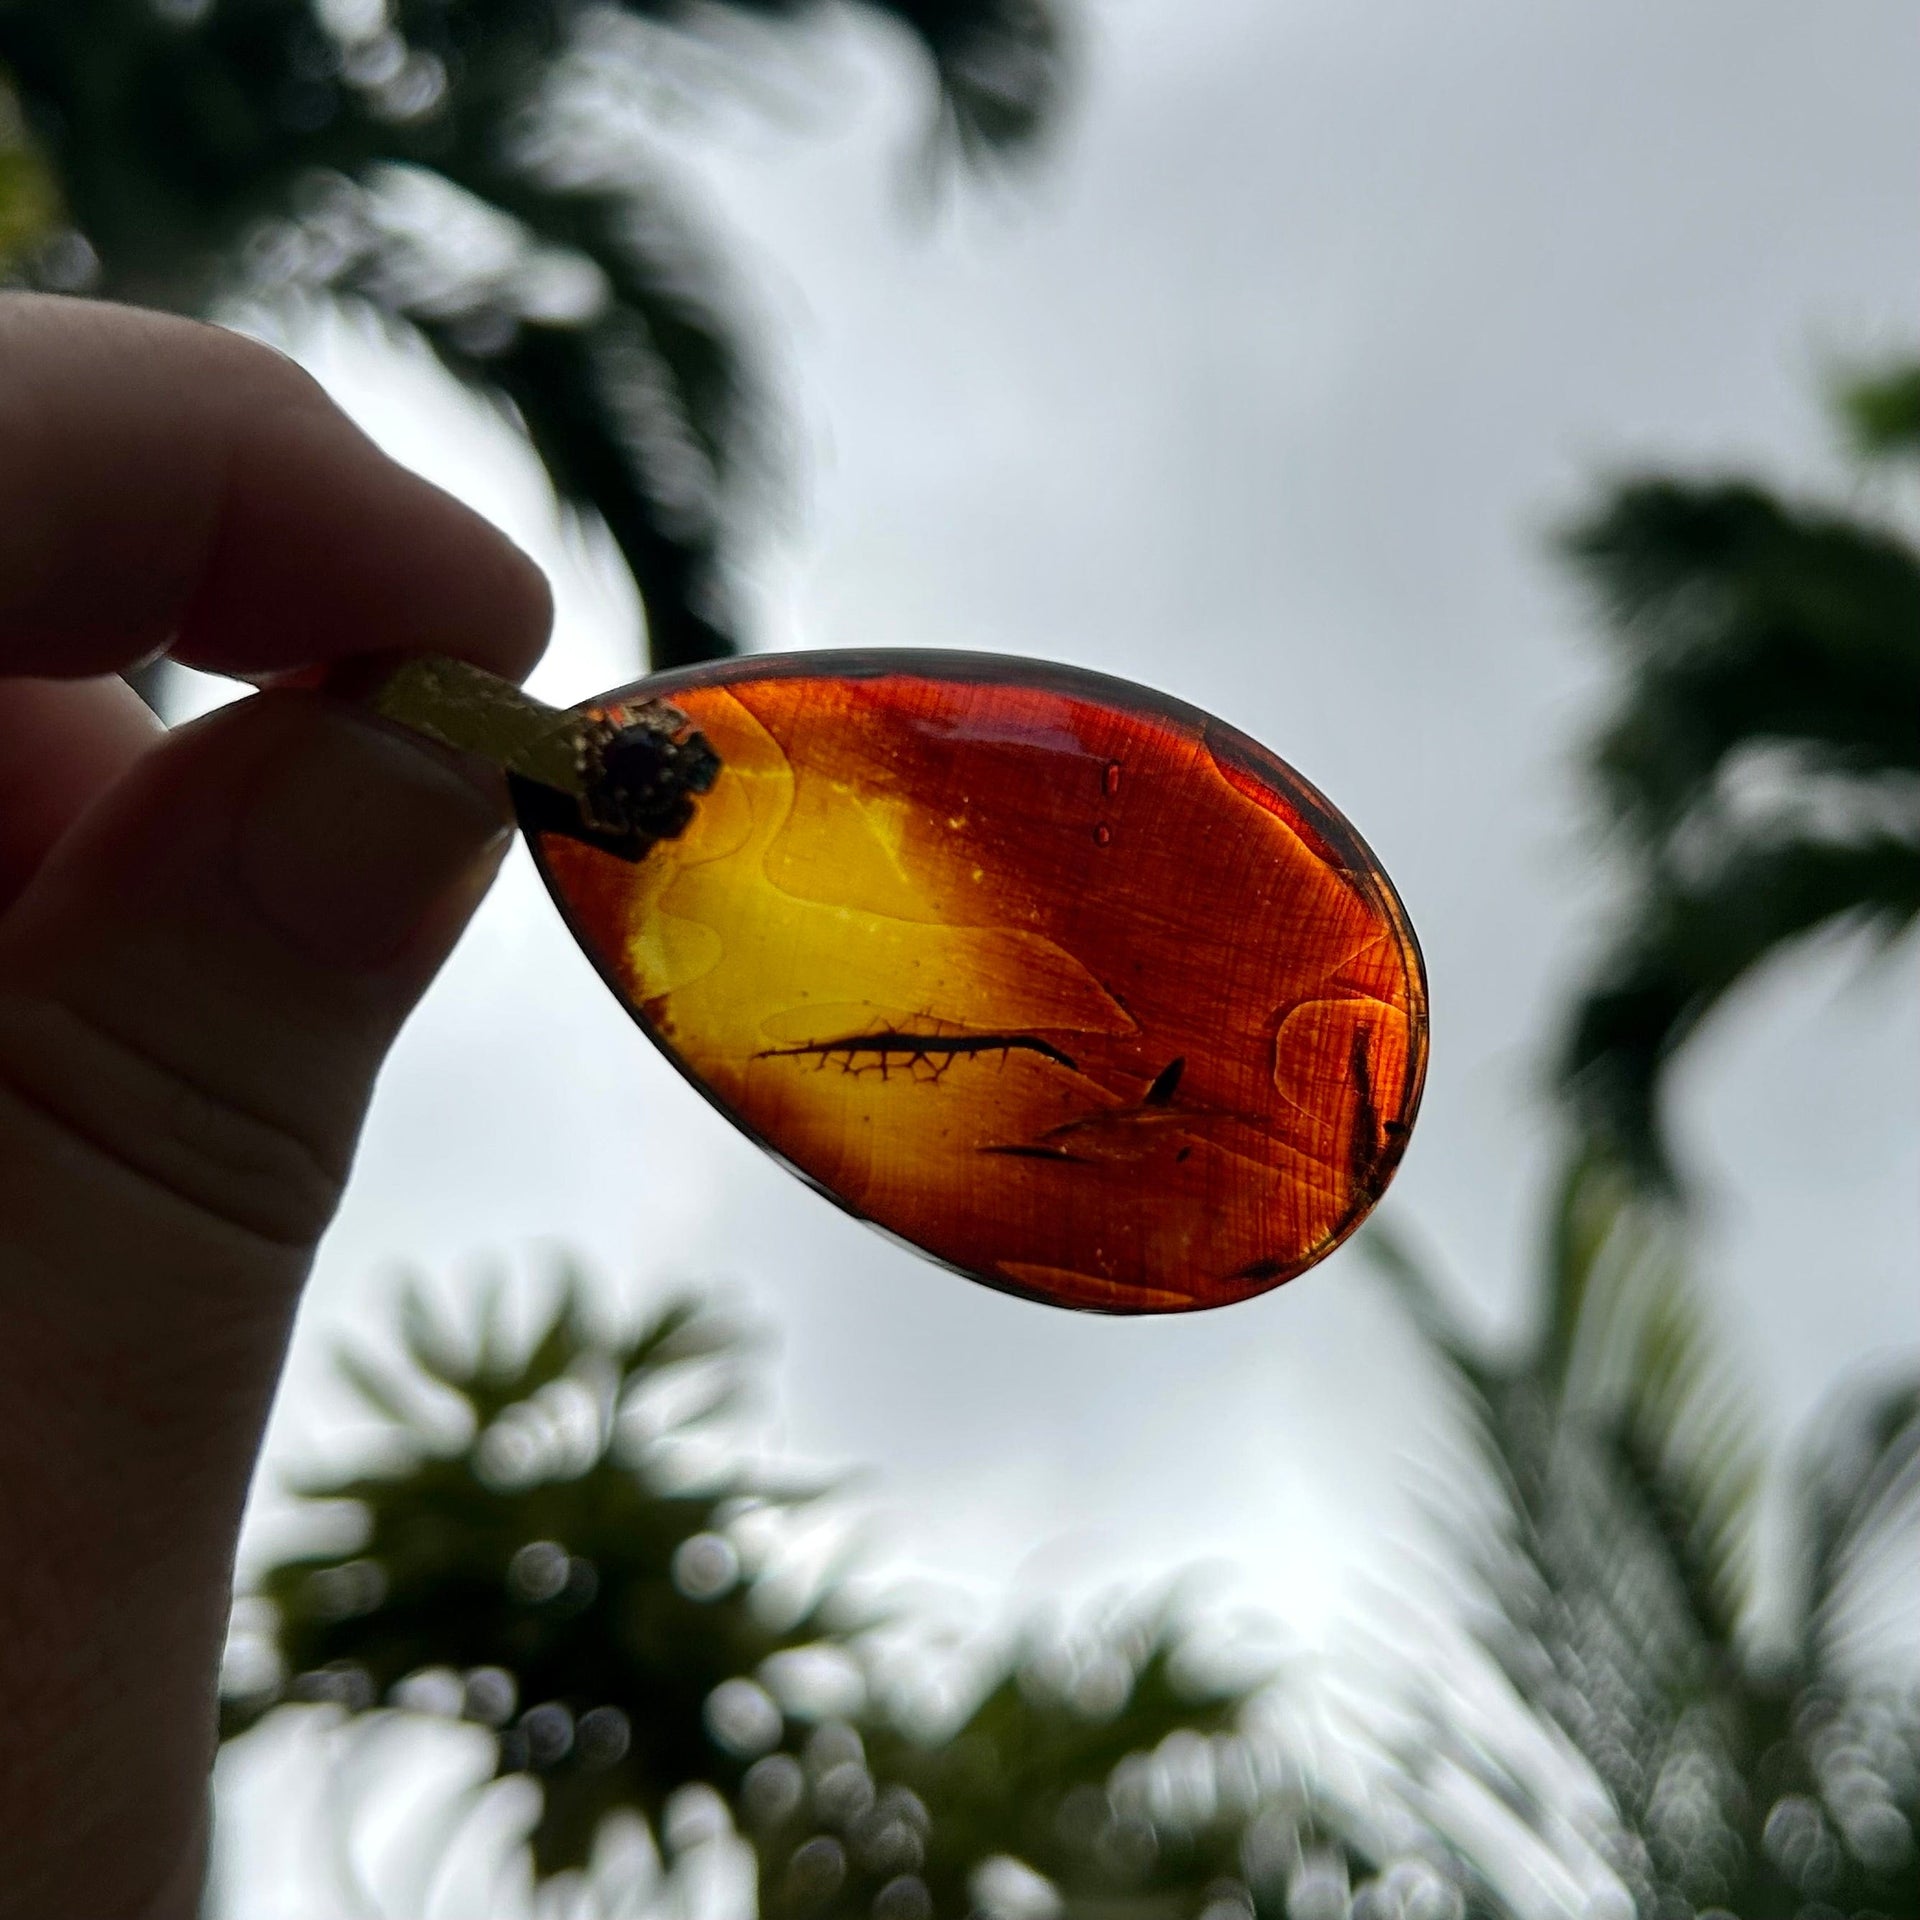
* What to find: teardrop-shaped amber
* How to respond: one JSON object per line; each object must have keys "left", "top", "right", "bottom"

{"left": 524, "top": 653, "right": 1427, "bottom": 1313}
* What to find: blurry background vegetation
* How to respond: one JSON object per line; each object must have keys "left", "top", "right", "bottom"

{"left": 0, "top": 0, "right": 1063, "bottom": 671}
{"left": 2, "top": 4, "right": 1914, "bottom": 1917}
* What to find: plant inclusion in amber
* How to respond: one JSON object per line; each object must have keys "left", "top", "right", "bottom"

{"left": 525, "top": 653, "right": 1427, "bottom": 1314}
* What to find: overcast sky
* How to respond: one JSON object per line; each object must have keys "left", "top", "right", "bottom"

{"left": 214, "top": 0, "right": 1915, "bottom": 1770}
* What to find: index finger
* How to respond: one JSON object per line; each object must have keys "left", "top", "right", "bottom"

{"left": 0, "top": 294, "right": 550, "bottom": 683}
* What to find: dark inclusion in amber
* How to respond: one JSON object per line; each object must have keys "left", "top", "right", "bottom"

{"left": 523, "top": 653, "right": 1428, "bottom": 1314}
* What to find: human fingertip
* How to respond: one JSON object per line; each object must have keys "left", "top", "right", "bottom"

{"left": 492, "top": 536, "right": 554, "bottom": 684}
{"left": 235, "top": 698, "right": 513, "bottom": 973}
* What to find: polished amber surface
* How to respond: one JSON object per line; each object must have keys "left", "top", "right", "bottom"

{"left": 525, "top": 653, "right": 1427, "bottom": 1313}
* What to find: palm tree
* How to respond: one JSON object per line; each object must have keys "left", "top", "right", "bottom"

{"left": 223, "top": 1282, "right": 847, "bottom": 1883}
{"left": 1367, "top": 1158, "right": 1918, "bottom": 1920}
{"left": 1553, "top": 361, "right": 1920, "bottom": 1183}
{"left": 0, "top": 0, "right": 1067, "bottom": 671}
{"left": 232, "top": 1191, "right": 1919, "bottom": 1919}
{"left": 224, "top": 1276, "right": 1284, "bottom": 1917}
{"left": 1344, "top": 360, "right": 1920, "bottom": 1918}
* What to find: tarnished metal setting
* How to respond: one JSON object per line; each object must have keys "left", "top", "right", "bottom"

{"left": 365, "top": 655, "right": 720, "bottom": 862}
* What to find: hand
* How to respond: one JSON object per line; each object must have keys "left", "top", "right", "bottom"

{"left": 0, "top": 294, "right": 551, "bottom": 1918}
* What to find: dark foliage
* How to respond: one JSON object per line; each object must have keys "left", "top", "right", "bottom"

{"left": 226, "top": 1285, "right": 842, "bottom": 1873}
{"left": 1555, "top": 368, "right": 1920, "bottom": 1180}
{"left": 224, "top": 1186, "right": 1918, "bottom": 1916}
{"left": 0, "top": 0, "right": 1067, "bottom": 668}
{"left": 1836, "top": 360, "right": 1920, "bottom": 465}
{"left": 1368, "top": 1159, "right": 1920, "bottom": 1920}
{"left": 226, "top": 1276, "right": 1297, "bottom": 1912}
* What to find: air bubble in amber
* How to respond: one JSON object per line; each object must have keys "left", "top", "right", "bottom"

{"left": 523, "top": 652, "right": 1428, "bottom": 1314}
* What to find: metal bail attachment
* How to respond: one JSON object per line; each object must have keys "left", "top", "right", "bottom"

{"left": 360, "top": 655, "right": 720, "bottom": 862}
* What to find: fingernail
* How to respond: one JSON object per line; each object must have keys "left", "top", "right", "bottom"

{"left": 236, "top": 701, "right": 513, "bottom": 969}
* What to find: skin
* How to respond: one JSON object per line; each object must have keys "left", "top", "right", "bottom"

{"left": 0, "top": 294, "right": 554, "bottom": 1918}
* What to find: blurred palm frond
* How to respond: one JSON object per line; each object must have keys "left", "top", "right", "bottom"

{"left": 1835, "top": 359, "right": 1920, "bottom": 465}
{"left": 227, "top": 1279, "right": 1310, "bottom": 1915}
{"left": 227, "top": 1274, "right": 850, "bottom": 1878}
{"left": 0, "top": 0, "right": 1068, "bottom": 674}
{"left": 1555, "top": 366, "right": 1920, "bottom": 1180}
{"left": 1365, "top": 1160, "right": 1920, "bottom": 1920}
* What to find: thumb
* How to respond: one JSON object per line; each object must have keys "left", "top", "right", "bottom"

{"left": 0, "top": 686, "right": 511, "bottom": 1913}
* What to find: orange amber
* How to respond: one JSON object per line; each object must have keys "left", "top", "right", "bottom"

{"left": 525, "top": 654, "right": 1427, "bottom": 1314}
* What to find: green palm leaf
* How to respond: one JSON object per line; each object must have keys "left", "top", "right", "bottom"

{"left": 1563, "top": 829, "right": 1920, "bottom": 1179}
{"left": 1555, "top": 369, "right": 1920, "bottom": 1178}
{"left": 1836, "top": 359, "right": 1920, "bottom": 464}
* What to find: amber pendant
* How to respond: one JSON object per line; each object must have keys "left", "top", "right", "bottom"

{"left": 367, "top": 651, "right": 1426, "bottom": 1313}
